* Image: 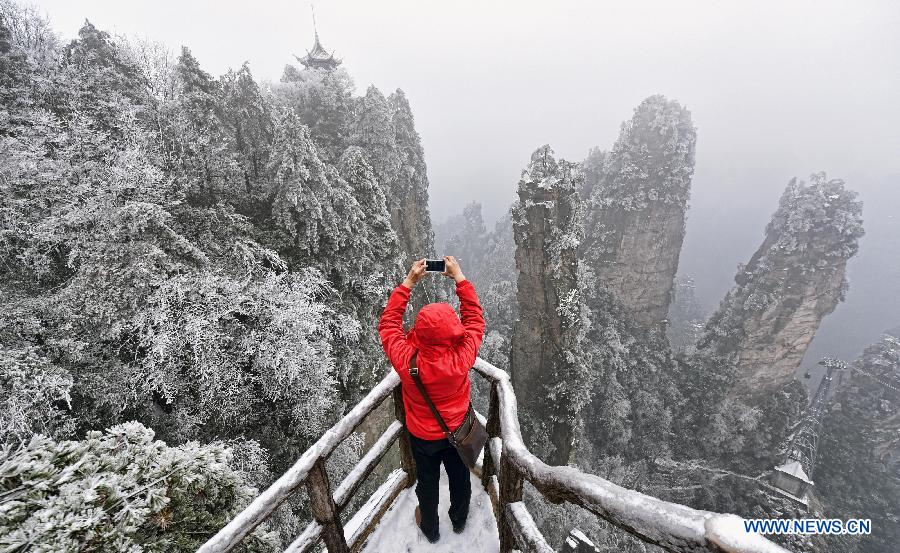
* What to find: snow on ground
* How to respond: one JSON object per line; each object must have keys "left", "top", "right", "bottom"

{"left": 360, "top": 469, "right": 499, "bottom": 553}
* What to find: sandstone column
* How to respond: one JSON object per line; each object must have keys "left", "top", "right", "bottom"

{"left": 581, "top": 96, "right": 696, "bottom": 329}
{"left": 510, "top": 146, "right": 585, "bottom": 465}
{"left": 697, "top": 173, "right": 864, "bottom": 400}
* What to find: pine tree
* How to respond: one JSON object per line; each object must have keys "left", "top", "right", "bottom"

{"left": 61, "top": 20, "right": 148, "bottom": 138}
{"left": 0, "top": 422, "right": 279, "bottom": 552}
{"left": 0, "top": 346, "right": 74, "bottom": 444}
{"left": 351, "top": 86, "right": 399, "bottom": 185}
{"left": 275, "top": 65, "right": 354, "bottom": 160}
{"left": 265, "top": 107, "right": 351, "bottom": 266}
{"left": 168, "top": 47, "right": 233, "bottom": 203}
{"left": 0, "top": 9, "right": 442, "bottom": 547}
{"left": 222, "top": 63, "right": 273, "bottom": 198}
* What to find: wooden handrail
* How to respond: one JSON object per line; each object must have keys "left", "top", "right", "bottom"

{"left": 199, "top": 359, "right": 790, "bottom": 553}
{"left": 197, "top": 371, "right": 402, "bottom": 553}
{"left": 471, "top": 358, "right": 789, "bottom": 553}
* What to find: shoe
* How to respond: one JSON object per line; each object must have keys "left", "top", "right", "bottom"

{"left": 415, "top": 506, "right": 440, "bottom": 543}
{"left": 452, "top": 518, "right": 466, "bottom": 534}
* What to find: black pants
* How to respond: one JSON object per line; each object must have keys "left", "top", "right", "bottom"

{"left": 409, "top": 434, "right": 471, "bottom": 540}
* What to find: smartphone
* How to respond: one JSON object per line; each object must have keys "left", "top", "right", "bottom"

{"left": 425, "top": 259, "right": 446, "bottom": 273}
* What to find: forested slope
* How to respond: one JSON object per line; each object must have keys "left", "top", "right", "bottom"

{"left": 0, "top": 2, "right": 433, "bottom": 549}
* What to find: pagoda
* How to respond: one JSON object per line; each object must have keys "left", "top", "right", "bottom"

{"left": 295, "top": 8, "right": 341, "bottom": 71}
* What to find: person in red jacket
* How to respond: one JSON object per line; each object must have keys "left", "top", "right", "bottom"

{"left": 378, "top": 256, "right": 485, "bottom": 543}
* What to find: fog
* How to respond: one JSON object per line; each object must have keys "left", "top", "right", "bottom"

{"left": 37, "top": 0, "right": 900, "bottom": 364}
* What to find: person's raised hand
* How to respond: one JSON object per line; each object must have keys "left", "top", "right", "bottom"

{"left": 402, "top": 259, "right": 427, "bottom": 289}
{"left": 442, "top": 256, "right": 466, "bottom": 283}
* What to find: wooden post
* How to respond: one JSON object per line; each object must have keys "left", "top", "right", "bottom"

{"left": 305, "top": 460, "right": 350, "bottom": 553}
{"left": 481, "top": 381, "right": 500, "bottom": 490}
{"left": 392, "top": 386, "right": 417, "bottom": 488}
{"left": 498, "top": 454, "right": 524, "bottom": 553}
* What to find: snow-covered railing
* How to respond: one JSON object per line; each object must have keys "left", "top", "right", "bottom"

{"left": 470, "top": 358, "right": 789, "bottom": 553}
{"left": 199, "top": 358, "right": 789, "bottom": 553}
{"left": 197, "top": 370, "right": 415, "bottom": 553}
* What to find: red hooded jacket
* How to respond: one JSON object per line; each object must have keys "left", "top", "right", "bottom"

{"left": 378, "top": 280, "right": 485, "bottom": 440}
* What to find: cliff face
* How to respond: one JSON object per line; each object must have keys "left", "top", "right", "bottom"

{"left": 837, "top": 335, "right": 900, "bottom": 470}
{"left": 510, "top": 146, "right": 585, "bottom": 465}
{"left": 698, "top": 173, "right": 864, "bottom": 400}
{"left": 581, "top": 96, "right": 696, "bottom": 329}
{"left": 815, "top": 334, "right": 900, "bottom": 553}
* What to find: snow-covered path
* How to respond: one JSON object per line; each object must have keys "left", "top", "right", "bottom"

{"left": 360, "top": 469, "right": 499, "bottom": 553}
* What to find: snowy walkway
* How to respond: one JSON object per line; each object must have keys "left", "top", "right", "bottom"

{"left": 360, "top": 469, "right": 499, "bottom": 553}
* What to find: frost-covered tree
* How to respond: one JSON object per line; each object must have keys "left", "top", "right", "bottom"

{"left": 274, "top": 65, "right": 355, "bottom": 161}
{"left": 332, "top": 146, "right": 405, "bottom": 395}
{"left": 350, "top": 86, "right": 399, "bottom": 187}
{"left": 265, "top": 107, "right": 351, "bottom": 262}
{"left": 131, "top": 271, "right": 347, "bottom": 467}
{"left": 0, "top": 10, "right": 30, "bottom": 129}
{"left": 667, "top": 275, "right": 707, "bottom": 354}
{"left": 510, "top": 145, "right": 587, "bottom": 465}
{"left": 346, "top": 86, "right": 436, "bottom": 311}
{"left": 262, "top": 109, "right": 402, "bottom": 306}
{"left": 577, "top": 296, "right": 681, "bottom": 465}
{"left": 0, "top": 422, "right": 278, "bottom": 552}
{"left": 165, "top": 47, "right": 235, "bottom": 202}
{"left": 60, "top": 20, "right": 147, "bottom": 137}
{"left": 336, "top": 146, "right": 404, "bottom": 291}
{"left": 0, "top": 346, "right": 73, "bottom": 444}
{"left": 222, "top": 63, "right": 273, "bottom": 198}
{"left": 0, "top": 1, "right": 58, "bottom": 68}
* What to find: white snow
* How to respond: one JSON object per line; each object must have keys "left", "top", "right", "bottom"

{"left": 570, "top": 528, "right": 594, "bottom": 546}
{"left": 706, "top": 514, "right": 794, "bottom": 553}
{"left": 360, "top": 469, "right": 499, "bottom": 553}
{"left": 774, "top": 460, "right": 812, "bottom": 484}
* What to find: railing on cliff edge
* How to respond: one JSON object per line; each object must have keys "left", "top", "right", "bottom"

{"left": 197, "top": 357, "right": 789, "bottom": 553}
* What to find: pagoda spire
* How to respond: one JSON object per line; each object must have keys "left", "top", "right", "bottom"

{"left": 311, "top": 4, "right": 319, "bottom": 43}
{"left": 295, "top": 3, "right": 341, "bottom": 71}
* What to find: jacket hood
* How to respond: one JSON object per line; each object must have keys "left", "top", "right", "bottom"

{"left": 408, "top": 302, "right": 465, "bottom": 349}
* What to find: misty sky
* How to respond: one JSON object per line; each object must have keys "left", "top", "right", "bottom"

{"left": 33, "top": 0, "right": 900, "bottom": 365}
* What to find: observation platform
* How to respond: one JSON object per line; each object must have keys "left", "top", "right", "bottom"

{"left": 360, "top": 470, "right": 499, "bottom": 552}
{"left": 198, "top": 357, "right": 790, "bottom": 553}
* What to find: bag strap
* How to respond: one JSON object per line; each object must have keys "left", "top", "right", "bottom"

{"left": 408, "top": 353, "right": 456, "bottom": 443}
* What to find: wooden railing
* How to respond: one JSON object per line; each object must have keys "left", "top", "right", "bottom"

{"left": 198, "top": 358, "right": 789, "bottom": 553}
{"left": 197, "top": 371, "right": 411, "bottom": 553}
{"left": 471, "top": 358, "right": 788, "bottom": 553}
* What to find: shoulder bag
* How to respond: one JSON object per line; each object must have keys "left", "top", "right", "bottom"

{"left": 408, "top": 353, "right": 488, "bottom": 470}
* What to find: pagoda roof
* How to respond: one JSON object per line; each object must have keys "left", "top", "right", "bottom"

{"left": 296, "top": 32, "right": 341, "bottom": 69}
